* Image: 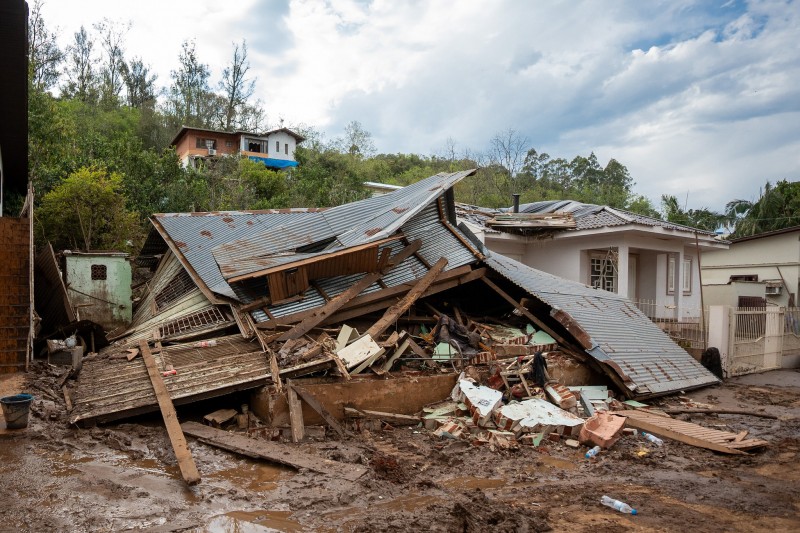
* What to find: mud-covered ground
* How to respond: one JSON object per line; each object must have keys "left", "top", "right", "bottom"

{"left": 1, "top": 367, "right": 799, "bottom": 532}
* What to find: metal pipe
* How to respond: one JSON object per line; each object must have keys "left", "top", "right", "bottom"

{"left": 512, "top": 194, "right": 520, "bottom": 213}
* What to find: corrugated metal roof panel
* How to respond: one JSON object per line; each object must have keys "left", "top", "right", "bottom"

{"left": 484, "top": 252, "right": 718, "bottom": 397}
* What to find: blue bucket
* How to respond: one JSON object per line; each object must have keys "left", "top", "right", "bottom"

{"left": 1, "top": 393, "right": 34, "bottom": 429}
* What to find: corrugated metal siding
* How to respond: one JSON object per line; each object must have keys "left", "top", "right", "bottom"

{"left": 484, "top": 253, "right": 718, "bottom": 397}
{"left": 402, "top": 203, "right": 476, "bottom": 271}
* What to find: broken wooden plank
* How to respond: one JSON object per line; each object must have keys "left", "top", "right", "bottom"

{"left": 344, "top": 407, "right": 421, "bottom": 426}
{"left": 139, "top": 340, "right": 201, "bottom": 485}
{"left": 269, "top": 350, "right": 283, "bottom": 394}
{"left": 327, "top": 352, "right": 352, "bottom": 381}
{"left": 381, "top": 333, "right": 411, "bottom": 373}
{"left": 366, "top": 257, "right": 448, "bottom": 339}
{"left": 662, "top": 408, "right": 778, "bottom": 419}
{"left": 734, "top": 430, "right": 749, "bottom": 442}
{"left": 181, "top": 421, "right": 366, "bottom": 481}
{"left": 63, "top": 386, "right": 73, "bottom": 412}
{"left": 126, "top": 348, "right": 139, "bottom": 361}
{"left": 616, "top": 410, "right": 768, "bottom": 454}
{"left": 287, "top": 385, "right": 305, "bottom": 443}
{"left": 290, "top": 384, "right": 350, "bottom": 438}
{"left": 203, "top": 408, "right": 238, "bottom": 427}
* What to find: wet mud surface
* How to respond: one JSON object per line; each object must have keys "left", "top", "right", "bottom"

{"left": 1, "top": 367, "right": 799, "bottom": 532}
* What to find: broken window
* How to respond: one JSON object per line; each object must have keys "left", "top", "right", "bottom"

{"left": 730, "top": 274, "right": 759, "bottom": 282}
{"left": 91, "top": 264, "right": 107, "bottom": 280}
{"left": 154, "top": 270, "right": 195, "bottom": 311}
{"left": 248, "top": 141, "right": 262, "bottom": 153}
{"left": 589, "top": 253, "right": 616, "bottom": 292}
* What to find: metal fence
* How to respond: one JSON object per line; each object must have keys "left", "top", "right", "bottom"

{"left": 727, "top": 306, "right": 783, "bottom": 376}
{"left": 631, "top": 299, "right": 708, "bottom": 351}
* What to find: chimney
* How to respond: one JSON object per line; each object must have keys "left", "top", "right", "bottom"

{"left": 512, "top": 194, "right": 520, "bottom": 213}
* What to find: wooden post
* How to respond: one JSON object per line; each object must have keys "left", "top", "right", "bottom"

{"left": 286, "top": 382, "right": 305, "bottom": 443}
{"left": 366, "top": 257, "right": 448, "bottom": 339}
{"left": 269, "top": 350, "right": 283, "bottom": 393}
{"left": 139, "top": 341, "right": 201, "bottom": 485}
{"left": 290, "top": 384, "right": 349, "bottom": 438}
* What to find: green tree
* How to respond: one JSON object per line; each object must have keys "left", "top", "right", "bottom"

{"left": 164, "top": 40, "right": 213, "bottom": 130}
{"left": 661, "top": 195, "right": 724, "bottom": 232}
{"left": 28, "top": 0, "right": 63, "bottom": 92}
{"left": 63, "top": 26, "right": 99, "bottom": 103}
{"left": 726, "top": 180, "right": 800, "bottom": 237}
{"left": 216, "top": 40, "right": 264, "bottom": 132}
{"left": 37, "top": 166, "right": 141, "bottom": 251}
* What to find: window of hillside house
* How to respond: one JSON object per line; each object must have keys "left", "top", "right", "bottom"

{"left": 285, "top": 143, "right": 289, "bottom": 155}
{"left": 276, "top": 140, "right": 280, "bottom": 152}
{"left": 225, "top": 140, "right": 233, "bottom": 147}
{"left": 248, "top": 141, "right": 261, "bottom": 152}
{"left": 590, "top": 253, "right": 617, "bottom": 292}
{"left": 667, "top": 256, "right": 692, "bottom": 295}
{"left": 91, "top": 264, "right": 107, "bottom": 280}
{"left": 195, "top": 138, "right": 216, "bottom": 149}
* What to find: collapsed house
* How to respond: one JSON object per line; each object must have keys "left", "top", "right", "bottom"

{"left": 68, "top": 170, "right": 720, "bottom": 431}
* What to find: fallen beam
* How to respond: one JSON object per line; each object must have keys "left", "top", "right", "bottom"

{"left": 139, "top": 341, "right": 201, "bottom": 485}
{"left": 366, "top": 257, "right": 448, "bottom": 339}
{"left": 344, "top": 407, "right": 421, "bottom": 426}
{"left": 181, "top": 421, "right": 366, "bottom": 481}
{"left": 662, "top": 408, "right": 778, "bottom": 419}
{"left": 287, "top": 385, "right": 305, "bottom": 442}
{"left": 277, "top": 241, "right": 422, "bottom": 342}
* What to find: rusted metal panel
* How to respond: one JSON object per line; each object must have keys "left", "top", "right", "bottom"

{"left": 485, "top": 253, "right": 719, "bottom": 398}
{"left": 0, "top": 217, "right": 30, "bottom": 373}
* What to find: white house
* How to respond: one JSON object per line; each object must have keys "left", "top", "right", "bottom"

{"left": 701, "top": 225, "right": 800, "bottom": 308}
{"left": 460, "top": 200, "right": 729, "bottom": 321}
{"left": 171, "top": 126, "right": 305, "bottom": 169}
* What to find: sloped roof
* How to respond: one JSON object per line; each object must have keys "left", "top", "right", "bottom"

{"left": 149, "top": 170, "right": 476, "bottom": 301}
{"left": 506, "top": 200, "right": 718, "bottom": 235}
{"left": 484, "top": 252, "right": 720, "bottom": 398}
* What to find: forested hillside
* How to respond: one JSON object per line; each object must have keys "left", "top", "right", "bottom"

{"left": 23, "top": 1, "right": 797, "bottom": 252}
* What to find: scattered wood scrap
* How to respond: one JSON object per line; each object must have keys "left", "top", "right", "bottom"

{"left": 290, "top": 384, "right": 350, "bottom": 438}
{"left": 181, "top": 421, "right": 366, "bottom": 481}
{"left": 662, "top": 408, "right": 778, "bottom": 419}
{"left": 616, "top": 409, "right": 769, "bottom": 454}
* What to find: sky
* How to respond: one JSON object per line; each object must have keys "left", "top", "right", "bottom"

{"left": 40, "top": 0, "right": 800, "bottom": 212}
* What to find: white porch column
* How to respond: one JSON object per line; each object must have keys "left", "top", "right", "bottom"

{"left": 673, "top": 250, "right": 684, "bottom": 321}
{"left": 707, "top": 305, "right": 730, "bottom": 370}
{"left": 616, "top": 244, "right": 629, "bottom": 298}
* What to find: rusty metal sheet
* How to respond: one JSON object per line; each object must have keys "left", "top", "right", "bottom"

{"left": 485, "top": 253, "right": 719, "bottom": 398}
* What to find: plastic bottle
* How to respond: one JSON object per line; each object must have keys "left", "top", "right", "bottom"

{"left": 600, "top": 495, "right": 637, "bottom": 515}
{"left": 641, "top": 432, "right": 664, "bottom": 446}
{"left": 585, "top": 445, "right": 601, "bottom": 459}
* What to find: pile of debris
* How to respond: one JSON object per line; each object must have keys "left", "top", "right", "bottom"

{"left": 32, "top": 170, "right": 737, "bottom": 485}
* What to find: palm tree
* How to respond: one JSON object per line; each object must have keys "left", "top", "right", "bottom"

{"left": 726, "top": 180, "right": 800, "bottom": 238}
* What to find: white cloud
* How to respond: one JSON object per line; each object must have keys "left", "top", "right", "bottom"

{"left": 40, "top": 0, "right": 800, "bottom": 211}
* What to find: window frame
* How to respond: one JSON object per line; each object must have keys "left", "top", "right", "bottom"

{"left": 589, "top": 252, "right": 617, "bottom": 293}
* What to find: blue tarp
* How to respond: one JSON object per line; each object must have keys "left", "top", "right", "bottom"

{"left": 248, "top": 155, "right": 299, "bottom": 169}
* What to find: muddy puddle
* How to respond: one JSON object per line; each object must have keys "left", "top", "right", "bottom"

{"left": 201, "top": 510, "right": 304, "bottom": 533}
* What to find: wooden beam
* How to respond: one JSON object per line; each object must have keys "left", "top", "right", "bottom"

{"left": 290, "top": 384, "right": 350, "bottom": 438}
{"left": 269, "top": 351, "right": 283, "bottom": 393}
{"left": 181, "top": 422, "right": 366, "bottom": 481}
{"left": 287, "top": 385, "right": 305, "bottom": 442}
{"left": 366, "top": 257, "right": 448, "bottom": 339}
{"left": 344, "top": 407, "right": 421, "bottom": 426}
{"left": 255, "top": 264, "right": 481, "bottom": 330}
{"left": 481, "top": 277, "right": 577, "bottom": 350}
{"left": 139, "top": 341, "right": 201, "bottom": 485}
{"left": 277, "top": 241, "right": 423, "bottom": 342}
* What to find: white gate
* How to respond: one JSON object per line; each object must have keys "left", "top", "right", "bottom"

{"left": 727, "top": 307, "right": 784, "bottom": 376}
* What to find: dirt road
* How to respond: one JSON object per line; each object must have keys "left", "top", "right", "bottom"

{"left": 1, "top": 368, "right": 798, "bottom": 532}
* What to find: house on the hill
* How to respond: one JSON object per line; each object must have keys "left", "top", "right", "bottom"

{"left": 171, "top": 126, "right": 306, "bottom": 169}
{"left": 459, "top": 200, "right": 729, "bottom": 321}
